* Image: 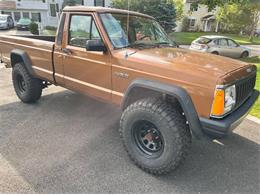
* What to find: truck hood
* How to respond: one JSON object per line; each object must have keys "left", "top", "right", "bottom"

{"left": 113, "top": 47, "right": 251, "bottom": 88}
{"left": 130, "top": 47, "right": 247, "bottom": 76}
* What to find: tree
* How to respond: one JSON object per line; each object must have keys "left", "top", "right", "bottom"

{"left": 199, "top": 0, "right": 250, "bottom": 11}
{"left": 216, "top": 2, "right": 260, "bottom": 40}
{"left": 62, "top": 0, "right": 83, "bottom": 8}
{"left": 173, "top": 0, "right": 184, "bottom": 20}
{"left": 248, "top": 3, "right": 260, "bottom": 41}
{"left": 111, "top": 0, "right": 177, "bottom": 32}
{"left": 199, "top": 0, "right": 260, "bottom": 41}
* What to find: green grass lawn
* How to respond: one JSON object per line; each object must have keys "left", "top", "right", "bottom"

{"left": 170, "top": 32, "right": 260, "bottom": 45}
{"left": 42, "top": 29, "right": 56, "bottom": 36}
{"left": 241, "top": 56, "right": 260, "bottom": 118}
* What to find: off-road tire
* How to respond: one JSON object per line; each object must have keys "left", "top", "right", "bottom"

{"left": 12, "top": 63, "right": 42, "bottom": 103}
{"left": 119, "top": 98, "right": 191, "bottom": 175}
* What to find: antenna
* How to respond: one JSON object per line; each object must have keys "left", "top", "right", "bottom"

{"left": 125, "top": 0, "right": 130, "bottom": 59}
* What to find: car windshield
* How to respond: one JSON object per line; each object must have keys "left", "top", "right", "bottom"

{"left": 100, "top": 13, "right": 174, "bottom": 49}
{"left": 0, "top": 16, "right": 7, "bottom": 21}
{"left": 18, "top": 18, "right": 31, "bottom": 24}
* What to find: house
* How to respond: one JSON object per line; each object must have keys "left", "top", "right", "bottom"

{"left": 175, "top": 0, "right": 219, "bottom": 32}
{"left": 0, "top": 0, "right": 111, "bottom": 28}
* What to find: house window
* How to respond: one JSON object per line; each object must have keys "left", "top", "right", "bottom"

{"left": 56, "top": 3, "right": 59, "bottom": 13}
{"left": 94, "top": 0, "right": 105, "bottom": 7}
{"left": 50, "top": 4, "right": 57, "bottom": 17}
{"left": 188, "top": 18, "right": 196, "bottom": 28}
{"left": 2, "top": 11, "right": 11, "bottom": 16}
{"left": 14, "top": 12, "right": 21, "bottom": 22}
{"left": 31, "top": 13, "right": 41, "bottom": 22}
{"left": 190, "top": 3, "right": 198, "bottom": 11}
{"left": 22, "top": 12, "right": 30, "bottom": 18}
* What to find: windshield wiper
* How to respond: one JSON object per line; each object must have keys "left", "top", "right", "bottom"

{"left": 155, "top": 42, "right": 176, "bottom": 48}
{"left": 129, "top": 42, "right": 157, "bottom": 49}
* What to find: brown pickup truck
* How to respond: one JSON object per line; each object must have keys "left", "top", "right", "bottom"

{"left": 0, "top": 6, "right": 259, "bottom": 175}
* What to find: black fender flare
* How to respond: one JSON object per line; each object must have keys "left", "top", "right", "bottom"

{"left": 122, "top": 79, "right": 205, "bottom": 138}
{"left": 10, "top": 49, "right": 35, "bottom": 76}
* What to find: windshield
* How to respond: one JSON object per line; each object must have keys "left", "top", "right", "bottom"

{"left": 100, "top": 13, "right": 174, "bottom": 49}
{"left": 0, "top": 16, "right": 7, "bottom": 21}
{"left": 18, "top": 18, "right": 31, "bottom": 24}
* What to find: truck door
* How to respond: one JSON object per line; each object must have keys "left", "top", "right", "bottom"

{"left": 62, "top": 13, "right": 111, "bottom": 101}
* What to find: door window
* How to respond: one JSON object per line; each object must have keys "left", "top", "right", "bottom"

{"left": 227, "top": 39, "right": 238, "bottom": 47}
{"left": 218, "top": 39, "right": 228, "bottom": 46}
{"left": 68, "top": 15, "right": 101, "bottom": 48}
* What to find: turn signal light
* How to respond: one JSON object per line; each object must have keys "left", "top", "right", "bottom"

{"left": 211, "top": 89, "right": 225, "bottom": 116}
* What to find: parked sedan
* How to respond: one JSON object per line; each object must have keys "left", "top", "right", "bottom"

{"left": 190, "top": 35, "right": 250, "bottom": 58}
{"left": 0, "top": 14, "right": 14, "bottom": 30}
{"left": 17, "top": 18, "right": 32, "bottom": 30}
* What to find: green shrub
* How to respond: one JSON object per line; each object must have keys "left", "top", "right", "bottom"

{"left": 29, "top": 22, "right": 39, "bottom": 35}
{"left": 181, "top": 17, "right": 189, "bottom": 32}
{"left": 45, "top": 26, "right": 57, "bottom": 31}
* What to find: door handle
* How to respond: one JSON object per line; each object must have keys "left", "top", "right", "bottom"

{"left": 62, "top": 48, "right": 72, "bottom": 55}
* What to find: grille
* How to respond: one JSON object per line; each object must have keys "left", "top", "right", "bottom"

{"left": 235, "top": 74, "right": 256, "bottom": 108}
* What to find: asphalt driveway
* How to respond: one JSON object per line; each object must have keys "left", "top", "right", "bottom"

{"left": 0, "top": 63, "right": 259, "bottom": 193}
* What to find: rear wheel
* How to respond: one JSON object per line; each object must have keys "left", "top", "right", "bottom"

{"left": 12, "top": 63, "right": 42, "bottom": 103}
{"left": 120, "top": 98, "right": 191, "bottom": 175}
{"left": 212, "top": 51, "right": 219, "bottom": 55}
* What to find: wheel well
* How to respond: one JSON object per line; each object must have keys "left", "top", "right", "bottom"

{"left": 11, "top": 53, "right": 24, "bottom": 67}
{"left": 212, "top": 51, "right": 219, "bottom": 54}
{"left": 123, "top": 87, "right": 183, "bottom": 112}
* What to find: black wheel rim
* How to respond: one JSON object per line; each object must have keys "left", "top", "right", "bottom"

{"left": 17, "top": 74, "right": 26, "bottom": 93}
{"left": 132, "top": 120, "right": 164, "bottom": 158}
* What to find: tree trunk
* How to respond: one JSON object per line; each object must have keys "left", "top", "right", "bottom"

{"left": 249, "top": 28, "right": 255, "bottom": 42}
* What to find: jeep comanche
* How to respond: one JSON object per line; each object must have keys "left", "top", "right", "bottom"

{"left": 0, "top": 6, "right": 259, "bottom": 175}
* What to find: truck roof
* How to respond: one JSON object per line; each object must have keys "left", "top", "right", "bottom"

{"left": 63, "top": 6, "right": 154, "bottom": 19}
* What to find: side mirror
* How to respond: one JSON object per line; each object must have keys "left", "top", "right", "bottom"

{"left": 86, "top": 39, "right": 107, "bottom": 52}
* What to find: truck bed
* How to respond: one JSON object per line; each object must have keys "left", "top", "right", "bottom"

{"left": 0, "top": 35, "right": 55, "bottom": 82}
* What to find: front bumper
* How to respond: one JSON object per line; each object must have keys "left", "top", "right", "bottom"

{"left": 17, "top": 25, "right": 29, "bottom": 30}
{"left": 0, "top": 25, "right": 8, "bottom": 29}
{"left": 200, "top": 90, "right": 259, "bottom": 138}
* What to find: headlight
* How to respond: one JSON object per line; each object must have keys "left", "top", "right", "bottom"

{"left": 211, "top": 85, "right": 236, "bottom": 118}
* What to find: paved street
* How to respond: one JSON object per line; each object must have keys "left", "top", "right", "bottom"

{"left": 0, "top": 63, "right": 259, "bottom": 193}
{"left": 0, "top": 29, "right": 32, "bottom": 36}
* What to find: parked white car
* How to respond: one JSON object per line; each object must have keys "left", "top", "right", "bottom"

{"left": 0, "top": 14, "right": 14, "bottom": 30}
{"left": 190, "top": 35, "right": 251, "bottom": 58}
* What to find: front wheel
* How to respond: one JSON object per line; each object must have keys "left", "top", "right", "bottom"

{"left": 12, "top": 63, "right": 43, "bottom": 103}
{"left": 241, "top": 51, "right": 249, "bottom": 58}
{"left": 119, "top": 98, "right": 191, "bottom": 175}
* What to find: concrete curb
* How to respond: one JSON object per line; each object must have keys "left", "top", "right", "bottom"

{"left": 246, "top": 115, "right": 260, "bottom": 124}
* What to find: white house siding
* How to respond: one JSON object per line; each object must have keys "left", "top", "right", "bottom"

{"left": 83, "top": 0, "right": 111, "bottom": 7}
{"left": 0, "top": 0, "right": 112, "bottom": 28}
{"left": 175, "top": 1, "right": 219, "bottom": 32}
